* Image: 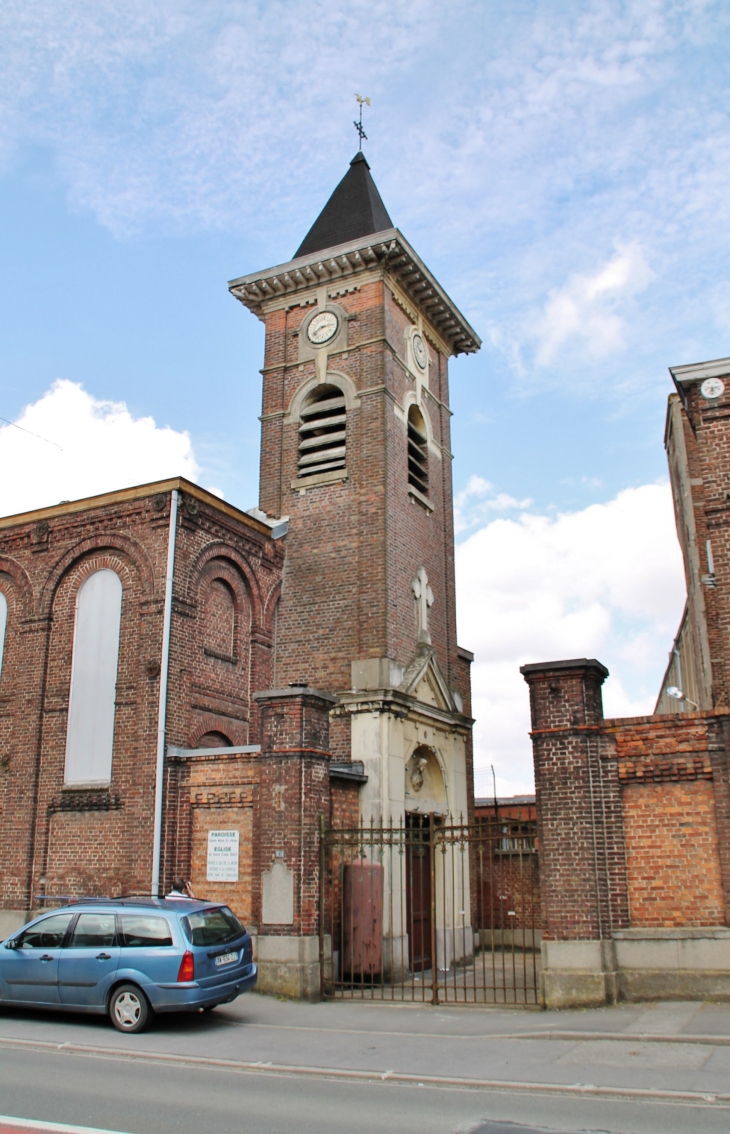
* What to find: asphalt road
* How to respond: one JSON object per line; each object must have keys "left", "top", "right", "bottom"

{"left": 1, "top": 995, "right": 729, "bottom": 1134}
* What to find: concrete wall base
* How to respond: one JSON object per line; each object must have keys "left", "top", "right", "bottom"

{"left": 542, "top": 929, "right": 730, "bottom": 1008}
{"left": 0, "top": 910, "right": 33, "bottom": 939}
{"left": 252, "top": 934, "right": 322, "bottom": 1001}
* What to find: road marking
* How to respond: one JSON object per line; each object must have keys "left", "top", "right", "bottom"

{"left": 0, "top": 1036, "right": 728, "bottom": 1106}
{"left": 0, "top": 1118, "right": 133, "bottom": 1134}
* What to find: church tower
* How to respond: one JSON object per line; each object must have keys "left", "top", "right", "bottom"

{"left": 229, "top": 153, "right": 480, "bottom": 823}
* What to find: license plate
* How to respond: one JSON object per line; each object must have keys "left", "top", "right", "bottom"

{"left": 215, "top": 951, "right": 238, "bottom": 967}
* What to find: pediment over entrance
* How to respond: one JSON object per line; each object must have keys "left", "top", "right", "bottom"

{"left": 401, "top": 644, "right": 457, "bottom": 714}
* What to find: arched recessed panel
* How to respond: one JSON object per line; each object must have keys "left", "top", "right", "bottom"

{"left": 298, "top": 383, "right": 346, "bottom": 477}
{"left": 0, "top": 591, "right": 7, "bottom": 679}
{"left": 64, "top": 569, "right": 123, "bottom": 784}
{"left": 204, "top": 579, "right": 236, "bottom": 658}
{"left": 197, "top": 731, "right": 233, "bottom": 749}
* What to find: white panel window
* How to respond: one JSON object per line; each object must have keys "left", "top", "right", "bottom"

{"left": 0, "top": 594, "right": 6, "bottom": 680}
{"left": 64, "top": 569, "right": 122, "bottom": 784}
{"left": 0, "top": 591, "right": 7, "bottom": 679}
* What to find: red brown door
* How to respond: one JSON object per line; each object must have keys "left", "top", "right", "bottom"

{"left": 406, "top": 814, "right": 432, "bottom": 972}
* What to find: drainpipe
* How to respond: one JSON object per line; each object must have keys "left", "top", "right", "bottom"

{"left": 151, "top": 488, "right": 179, "bottom": 896}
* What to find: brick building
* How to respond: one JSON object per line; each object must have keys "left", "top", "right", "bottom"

{"left": 522, "top": 355, "right": 730, "bottom": 1008}
{"left": 0, "top": 153, "right": 479, "bottom": 997}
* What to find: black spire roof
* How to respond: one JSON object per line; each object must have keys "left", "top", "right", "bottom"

{"left": 294, "top": 153, "right": 393, "bottom": 259}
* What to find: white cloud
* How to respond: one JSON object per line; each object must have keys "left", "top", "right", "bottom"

{"left": 533, "top": 243, "right": 654, "bottom": 366}
{"left": 456, "top": 482, "right": 686, "bottom": 798}
{"left": 0, "top": 380, "right": 199, "bottom": 517}
{"left": 454, "top": 475, "right": 533, "bottom": 534}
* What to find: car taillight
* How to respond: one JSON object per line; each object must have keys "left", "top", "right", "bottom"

{"left": 177, "top": 951, "right": 195, "bottom": 982}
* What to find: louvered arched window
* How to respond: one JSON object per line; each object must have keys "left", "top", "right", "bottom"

{"left": 407, "top": 405, "right": 429, "bottom": 497}
{"left": 298, "top": 384, "right": 346, "bottom": 477}
{"left": 64, "top": 569, "right": 122, "bottom": 784}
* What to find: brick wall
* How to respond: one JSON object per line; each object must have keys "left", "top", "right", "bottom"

{"left": 522, "top": 658, "right": 730, "bottom": 939}
{"left": 253, "top": 688, "right": 335, "bottom": 936}
{"left": 622, "top": 780, "right": 725, "bottom": 927}
{"left": 0, "top": 479, "right": 283, "bottom": 908}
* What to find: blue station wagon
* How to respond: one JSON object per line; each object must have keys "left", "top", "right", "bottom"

{"left": 0, "top": 898, "right": 257, "bottom": 1032}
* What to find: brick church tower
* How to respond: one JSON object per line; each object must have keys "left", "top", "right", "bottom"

{"left": 229, "top": 153, "right": 480, "bottom": 823}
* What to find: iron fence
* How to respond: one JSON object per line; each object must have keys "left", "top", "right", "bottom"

{"left": 319, "top": 813, "right": 541, "bottom": 1004}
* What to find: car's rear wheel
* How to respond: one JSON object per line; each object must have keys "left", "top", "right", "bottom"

{"left": 109, "top": 984, "right": 150, "bottom": 1033}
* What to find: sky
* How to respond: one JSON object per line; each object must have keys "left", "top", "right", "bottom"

{"left": 2, "top": 0, "right": 728, "bottom": 795}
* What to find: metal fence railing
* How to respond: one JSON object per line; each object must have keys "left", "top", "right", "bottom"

{"left": 319, "top": 814, "right": 541, "bottom": 1005}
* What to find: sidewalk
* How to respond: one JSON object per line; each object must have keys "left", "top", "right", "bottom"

{"left": 1, "top": 994, "right": 730, "bottom": 1101}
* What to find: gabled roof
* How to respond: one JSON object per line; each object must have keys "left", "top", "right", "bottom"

{"left": 294, "top": 153, "right": 393, "bottom": 259}
{"left": 0, "top": 477, "right": 272, "bottom": 536}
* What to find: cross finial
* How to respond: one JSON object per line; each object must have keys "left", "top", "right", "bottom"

{"left": 354, "top": 94, "right": 370, "bottom": 150}
{"left": 411, "top": 567, "right": 434, "bottom": 645}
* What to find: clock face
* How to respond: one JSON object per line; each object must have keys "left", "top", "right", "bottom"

{"left": 412, "top": 333, "right": 427, "bottom": 371}
{"left": 307, "top": 311, "right": 338, "bottom": 346}
{"left": 700, "top": 377, "right": 725, "bottom": 401}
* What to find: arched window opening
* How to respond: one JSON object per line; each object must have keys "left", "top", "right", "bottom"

{"left": 204, "top": 579, "right": 236, "bottom": 661}
{"left": 298, "top": 384, "right": 346, "bottom": 477}
{"left": 0, "top": 591, "right": 7, "bottom": 680}
{"left": 407, "top": 405, "right": 429, "bottom": 496}
{"left": 65, "top": 569, "right": 122, "bottom": 784}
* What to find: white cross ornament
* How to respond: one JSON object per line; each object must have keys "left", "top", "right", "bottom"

{"left": 412, "top": 567, "right": 434, "bottom": 644}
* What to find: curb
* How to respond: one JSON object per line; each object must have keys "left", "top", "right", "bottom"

{"left": 0, "top": 1035, "right": 728, "bottom": 1106}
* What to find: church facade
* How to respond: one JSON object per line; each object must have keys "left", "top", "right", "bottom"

{"left": 0, "top": 154, "right": 480, "bottom": 996}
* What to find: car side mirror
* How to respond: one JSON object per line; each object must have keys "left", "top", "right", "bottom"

{"left": 4, "top": 938, "right": 19, "bottom": 950}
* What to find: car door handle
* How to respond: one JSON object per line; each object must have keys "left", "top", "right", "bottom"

{"left": 40, "top": 954, "right": 54, "bottom": 962}
{"left": 96, "top": 953, "right": 112, "bottom": 960}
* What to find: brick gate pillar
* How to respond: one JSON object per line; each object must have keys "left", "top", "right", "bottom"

{"left": 252, "top": 685, "right": 336, "bottom": 1000}
{"left": 521, "top": 658, "right": 626, "bottom": 1008}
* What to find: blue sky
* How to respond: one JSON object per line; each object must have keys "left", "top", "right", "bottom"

{"left": 2, "top": 0, "right": 729, "bottom": 792}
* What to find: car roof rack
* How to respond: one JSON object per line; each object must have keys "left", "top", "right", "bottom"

{"left": 34, "top": 894, "right": 218, "bottom": 907}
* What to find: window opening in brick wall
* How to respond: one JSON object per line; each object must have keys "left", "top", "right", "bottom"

{"left": 0, "top": 591, "right": 6, "bottom": 679}
{"left": 407, "top": 405, "right": 429, "bottom": 496}
{"left": 204, "top": 579, "right": 236, "bottom": 661}
{"left": 298, "top": 383, "right": 346, "bottom": 477}
{"left": 65, "top": 569, "right": 122, "bottom": 784}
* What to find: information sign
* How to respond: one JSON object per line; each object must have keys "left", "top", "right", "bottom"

{"left": 206, "top": 829, "right": 239, "bottom": 882}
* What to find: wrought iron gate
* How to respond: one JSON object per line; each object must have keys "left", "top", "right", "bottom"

{"left": 319, "top": 813, "right": 541, "bottom": 1004}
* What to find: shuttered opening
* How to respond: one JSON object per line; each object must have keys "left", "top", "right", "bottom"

{"left": 298, "top": 385, "right": 346, "bottom": 477}
{"left": 407, "top": 405, "right": 429, "bottom": 496}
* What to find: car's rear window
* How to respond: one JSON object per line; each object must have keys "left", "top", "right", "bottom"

{"left": 118, "top": 914, "right": 172, "bottom": 948}
{"left": 182, "top": 907, "right": 245, "bottom": 947}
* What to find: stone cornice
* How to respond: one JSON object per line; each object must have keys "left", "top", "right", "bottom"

{"left": 228, "top": 228, "right": 481, "bottom": 357}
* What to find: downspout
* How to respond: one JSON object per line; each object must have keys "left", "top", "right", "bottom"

{"left": 151, "top": 488, "right": 179, "bottom": 896}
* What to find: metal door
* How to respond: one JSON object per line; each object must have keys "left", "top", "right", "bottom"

{"left": 405, "top": 815, "right": 432, "bottom": 972}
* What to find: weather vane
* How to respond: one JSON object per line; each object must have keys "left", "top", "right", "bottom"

{"left": 354, "top": 94, "right": 370, "bottom": 150}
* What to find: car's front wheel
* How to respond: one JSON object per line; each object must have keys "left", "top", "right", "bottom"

{"left": 109, "top": 984, "right": 150, "bottom": 1033}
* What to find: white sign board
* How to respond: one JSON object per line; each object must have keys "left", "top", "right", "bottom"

{"left": 206, "top": 830, "right": 239, "bottom": 882}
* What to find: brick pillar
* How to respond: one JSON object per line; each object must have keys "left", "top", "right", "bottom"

{"left": 521, "top": 658, "right": 624, "bottom": 1008}
{"left": 252, "top": 685, "right": 336, "bottom": 1000}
